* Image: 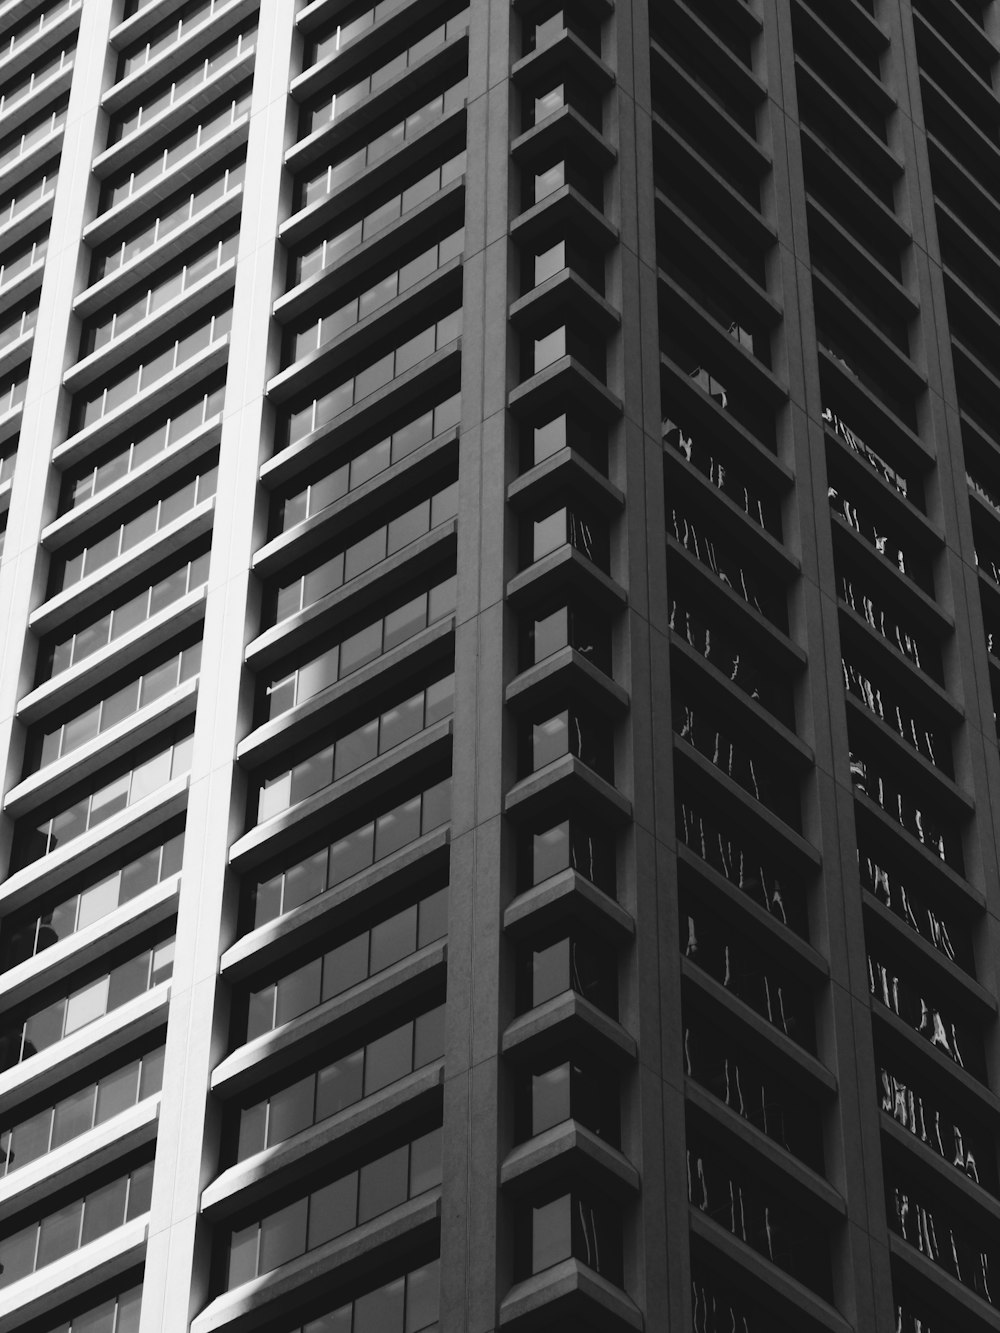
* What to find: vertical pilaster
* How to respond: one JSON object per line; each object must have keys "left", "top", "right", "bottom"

{"left": 439, "top": 1, "right": 511, "bottom": 1327}
{"left": 138, "top": 9, "right": 296, "bottom": 1327}
{"left": 0, "top": 0, "right": 115, "bottom": 852}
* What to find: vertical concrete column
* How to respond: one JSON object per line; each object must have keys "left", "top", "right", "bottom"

{"left": 614, "top": 3, "right": 676, "bottom": 1327}
{"left": 438, "top": 0, "right": 512, "bottom": 1328}
{"left": 138, "top": 8, "right": 297, "bottom": 1328}
{"left": 0, "top": 0, "right": 115, "bottom": 854}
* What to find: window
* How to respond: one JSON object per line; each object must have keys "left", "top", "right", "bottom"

{"left": 293, "top": 152, "right": 465, "bottom": 285}
{"left": 888, "top": 1170, "right": 996, "bottom": 1303}
{"left": 0, "top": 231, "right": 49, "bottom": 290}
{"left": 523, "top": 502, "right": 608, "bottom": 569}
{"left": 236, "top": 1004, "right": 445, "bottom": 1160}
{"left": 249, "top": 779, "right": 452, "bottom": 929}
{"left": 687, "top": 1130, "right": 832, "bottom": 1295}
{"left": 35, "top": 1279, "right": 143, "bottom": 1332}
{"left": 298, "top": 81, "right": 468, "bottom": 211}
{"left": 38, "top": 550, "right": 210, "bottom": 682}
{"left": 242, "top": 889, "right": 446, "bottom": 1044}
{"left": 2, "top": 0, "right": 79, "bottom": 63}
{"left": 110, "top": 25, "right": 257, "bottom": 145}
{"left": 0, "top": 47, "right": 73, "bottom": 120}
{"left": 0, "top": 831, "right": 184, "bottom": 968}
{"left": 226, "top": 1129, "right": 442, "bottom": 1287}
{"left": 90, "top": 162, "right": 245, "bottom": 282}
{"left": 869, "top": 949, "right": 983, "bottom": 1078}
{"left": 52, "top": 468, "right": 217, "bottom": 594}
{"left": 277, "top": 392, "right": 460, "bottom": 532}
{"left": 0, "top": 938, "right": 174, "bottom": 1072}
{"left": 515, "top": 1186, "right": 622, "bottom": 1284}
{"left": 683, "top": 899, "right": 814, "bottom": 1049}
{"left": 100, "top": 90, "right": 252, "bottom": 214}
{"left": 257, "top": 677, "right": 453, "bottom": 821}
{"left": 118, "top": 0, "right": 241, "bottom": 78}
{"left": 522, "top": 411, "right": 606, "bottom": 473}
{"left": 0, "top": 1161, "right": 153, "bottom": 1288}
{"left": 0, "top": 1046, "right": 164, "bottom": 1179}
{"left": 286, "top": 310, "right": 463, "bottom": 446}
{"left": 522, "top": 600, "right": 612, "bottom": 673}
{"left": 82, "top": 232, "right": 238, "bottom": 354}
{"left": 13, "top": 724, "right": 194, "bottom": 866}
{"left": 287, "top": 228, "right": 464, "bottom": 364}
{"left": 522, "top": 708, "right": 612, "bottom": 779}
{"left": 305, "top": 12, "right": 470, "bottom": 134}
{"left": 525, "top": 819, "right": 615, "bottom": 894}
{"left": 0, "top": 106, "right": 68, "bottom": 174}
{"left": 516, "top": 928, "right": 617, "bottom": 1017}
{"left": 261, "top": 573, "right": 456, "bottom": 721}
{"left": 60, "top": 381, "right": 225, "bottom": 513}
{"left": 516, "top": 1058, "right": 619, "bottom": 1144}
{"left": 664, "top": 415, "right": 782, "bottom": 536}
{"left": 879, "top": 1056, "right": 994, "bottom": 1191}
{"left": 73, "top": 308, "right": 232, "bottom": 432}
{"left": 0, "top": 168, "right": 58, "bottom": 231}
{"left": 268, "top": 483, "right": 457, "bottom": 627}
{"left": 669, "top": 503, "right": 787, "bottom": 628}
{"left": 290, "top": 1261, "right": 440, "bottom": 1333}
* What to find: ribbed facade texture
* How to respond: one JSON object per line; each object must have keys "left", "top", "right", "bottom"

{"left": 0, "top": 0, "right": 998, "bottom": 1330}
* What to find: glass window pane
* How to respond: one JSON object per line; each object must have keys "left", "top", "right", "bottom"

{"left": 356, "top": 1276, "right": 405, "bottom": 1333}
{"left": 315, "top": 1048, "right": 364, "bottom": 1121}
{"left": 364, "top": 1024, "right": 413, "bottom": 1095}
{"left": 413, "top": 1005, "right": 445, "bottom": 1066}
{"left": 10, "top": 1107, "right": 54, "bottom": 1167}
{"left": 322, "top": 933, "right": 369, "bottom": 1000}
{"left": 532, "top": 1195, "right": 571, "bottom": 1272}
{"left": 307, "top": 1172, "right": 358, "bottom": 1248}
{"left": 532, "top": 1064, "right": 571, "bottom": 1134}
{"left": 375, "top": 798, "right": 421, "bottom": 859}
{"left": 406, "top": 1260, "right": 440, "bottom": 1331}
{"left": 96, "top": 1061, "right": 140, "bottom": 1123}
{"left": 73, "top": 1298, "right": 117, "bottom": 1333}
{"left": 358, "top": 1145, "right": 408, "bottom": 1223}
{"left": 139, "top": 1045, "right": 165, "bottom": 1097}
{"left": 334, "top": 719, "right": 378, "bottom": 778}
{"left": 229, "top": 1223, "right": 258, "bottom": 1287}
{"left": 51, "top": 1084, "right": 96, "bottom": 1146}
{"left": 408, "top": 1128, "right": 442, "bottom": 1195}
{"left": 370, "top": 906, "right": 417, "bottom": 973}
{"left": 65, "top": 977, "right": 110, "bottom": 1034}
{"left": 80, "top": 1175, "right": 127, "bottom": 1243}
{"left": 77, "top": 876, "right": 121, "bottom": 929}
{"left": 106, "top": 953, "right": 148, "bottom": 1009}
{"left": 266, "top": 1074, "right": 314, "bottom": 1146}
{"left": 274, "top": 959, "right": 322, "bottom": 1028}
{"left": 417, "top": 889, "right": 448, "bottom": 946}
{"left": 259, "top": 1197, "right": 308, "bottom": 1274}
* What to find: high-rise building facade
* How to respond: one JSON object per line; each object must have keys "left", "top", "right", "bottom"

{"left": 1, "top": 0, "right": 1000, "bottom": 1330}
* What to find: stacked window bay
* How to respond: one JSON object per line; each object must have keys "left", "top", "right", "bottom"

{"left": 653, "top": 1, "right": 845, "bottom": 1324}
{"left": 0, "top": 0, "right": 253, "bottom": 1327}
{"left": 900, "top": 0, "right": 1000, "bottom": 1328}
{"left": 195, "top": 1, "right": 468, "bottom": 1328}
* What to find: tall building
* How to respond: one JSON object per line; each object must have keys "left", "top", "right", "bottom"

{"left": 1, "top": 0, "right": 1000, "bottom": 1330}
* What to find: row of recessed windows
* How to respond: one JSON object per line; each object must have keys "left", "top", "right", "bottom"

{"left": 242, "top": 887, "right": 446, "bottom": 1045}
{"left": 2, "top": 50, "right": 72, "bottom": 123}
{"left": 288, "top": 1260, "right": 439, "bottom": 1333}
{"left": 36, "top": 1278, "right": 141, "bottom": 1333}
{"left": 1, "top": 831, "right": 183, "bottom": 967}
{"left": 237, "top": 1003, "right": 445, "bottom": 1161}
{"left": 286, "top": 309, "right": 462, "bottom": 445}
{"left": 61, "top": 380, "right": 224, "bottom": 513}
{"left": 268, "top": 480, "right": 456, "bottom": 627}
{"left": 287, "top": 227, "right": 464, "bottom": 364}
{"left": 0, "top": 228, "right": 48, "bottom": 289}
{"left": 304, "top": 10, "right": 469, "bottom": 137}
{"left": 0, "top": 165, "right": 56, "bottom": 229}
{"left": 274, "top": 389, "right": 460, "bottom": 534}
{"left": 0, "top": 1042, "right": 164, "bottom": 1179}
{"left": 30, "top": 640, "right": 201, "bottom": 773}
{"left": 249, "top": 777, "right": 452, "bottom": 931}
{"left": 0, "top": 934, "right": 174, "bottom": 1071}
{"left": 53, "top": 465, "right": 217, "bottom": 593}
{"left": 73, "top": 305, "right": 232, "bottom": 431}
{"left": 0, "top": 1159, "right": 152, "bottom": 1289}
{"left": 297, "top": 80, "right": 468, "bottom": 211}
{"left": 91, "top": 159, "right": 245, "bottom": 282}
{"left": 101, "top": 87, "right": 251, "bottom": 214}
{"left": 14, "top": 723, "right": 194, "bottom": 865}
{"left": 293, "top": 150, "right": 465, "bottom": 285}
{"left": 256, "top": 674, "right": 453, "bottom": 822}
{"left": 0, "top": 103, "right": 67, "bottom": 174}
{"left": 226, "top": 1127, "right": 441, "bottom": 1288}
{"left": 82, "top": 229, "right": 238, "bottom": 355}
{"left": 41, "top": 547, "right": 209, "bottom": 680}
{"left": 117, "top": 0, "right": 241, "bottom": 80}
{"left": 109, "top": 22, "right": 257, "bottom": 146}
{"left": 1, "top": 0, "right": 79, "bottom": 62}
{"left": 262, "top": 571, "right": 456, "bottom": 721}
